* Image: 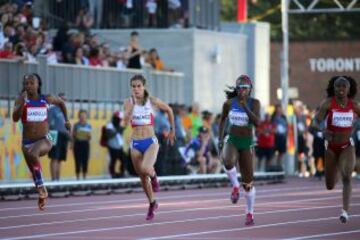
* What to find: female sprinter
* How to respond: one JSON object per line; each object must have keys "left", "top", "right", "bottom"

{"left": 312, "top": 76, "right": 360, "bottom": 223}
{"left": 12, "top": 73, "right": 70, "bottom": 210}
{"left": 123, "top": 74, "right": 175, "bottom": 220}
{"left": 218, "top": 75, "right": 261, "bottom": 225}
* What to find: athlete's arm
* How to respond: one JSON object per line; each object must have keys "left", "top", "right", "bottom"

{"left": 352, "top": 100, "right": 360, "bottom": 118}
{"left": 242, "top": 98, "right": 261, "bottom": 127}
{"left": 218, "top": 100, "right": 231, "bottom": 148}
{"left": 151, "top": 96, "right": 175, "bottom": 145}
{"left": 312, "top": 98, "right": 331, "bottom": 130}
{"left": 12, "top": 91, "right": 26, "bottom": 122}
{"left": 123, "top": 97, "right": 134, "bottom": 127}
{"left": 46, "top": 95, "right": 71, "bottom": 131}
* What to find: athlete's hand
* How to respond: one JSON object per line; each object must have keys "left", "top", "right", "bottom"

{"left": 64, "top": 120, "right": 71, "bottom": 131}
{"left": 322, "top": 129, "right": 333, "bottom": 141}
{"left": 168, "top": 129, "right": 176, "bottom": 146}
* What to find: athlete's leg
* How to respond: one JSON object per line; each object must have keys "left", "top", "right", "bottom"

{"left": 238, "top": 148, "right": 256, "bottom": 225}
{"left": 22, "top": 138, "right": 52, "bottom": 210}
{"left": 324, "top": 148, "right": 338, "bottom": 190}
{"left": 222, "top": 142, "right": 241, "bottom": 203}
{"left": 338, "top": 144, "right": 356, "bottom": 222}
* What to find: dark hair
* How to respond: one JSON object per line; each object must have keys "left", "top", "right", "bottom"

{"left": 224, "top": 75, "right": 253, "bottom": 99}
{"left": 78, "top": 109, "right": 88, "bottom": 118}
{"left": 130, "top": 74, "right": 149, "bottom": 105}
{"left": 131, "top": 31, "right": 139, "bottom": 37}
{"left": 23, "top": 73, "right": 42, "bottom": 95}
{"left": 326, "top": 76, "right": 357, "bottom": 98}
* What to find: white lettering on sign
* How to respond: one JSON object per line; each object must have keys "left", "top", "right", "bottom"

{"left": 309, "top": 58, "right": 360, "bottom": 72}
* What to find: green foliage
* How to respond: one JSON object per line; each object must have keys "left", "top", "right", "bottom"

{"left": 221, "top": 0, "right": 360, "bottom": 40}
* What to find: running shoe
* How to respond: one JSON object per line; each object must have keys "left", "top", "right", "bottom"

{"left": 37, "top": 185, "right": 48, "bottom": 211}
{"left": 245, "top": 213, "right": 254, "bottom": 226}
{"left": 230, "top": 186, "right": 240, "bottom": 204}
{"left": 150, "top": 174, "right": 160, "bottom": 192}
{"left": 146, "top": 201, "right": 159, "bottom": 220}
{"left": 339, "top": 209, "right": 349, "bottom": 223}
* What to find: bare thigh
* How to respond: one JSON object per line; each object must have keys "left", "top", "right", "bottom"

{"left": 221, "top": 142, "right": 239, "bottom": 169}
{"left": 338, "top": 145, "right": 356, "bottom": 179}
{"left": 238, "top": 148, "right": 254, "bottom": 184}
{"left": 324, "top": 149, "right": 338, "bottom": 190}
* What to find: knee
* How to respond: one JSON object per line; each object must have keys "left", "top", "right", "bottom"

{"left": 242, "top": 182, "right": 253, "bottom": 192}
{"left": 223, "top": 162, "right": 234, "bottom": 170}
{"left": 342, "top": 176, "right": 351, "bottom": 185}
{"left": 139, "top": 166, "right": 152, "bottom": 177}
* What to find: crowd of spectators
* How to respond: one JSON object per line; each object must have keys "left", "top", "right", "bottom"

{"left": 0, "top": 1, "right": 174, "bottom": 71}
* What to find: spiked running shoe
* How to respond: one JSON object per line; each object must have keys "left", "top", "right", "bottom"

{"left": 245, "top": 213, "right": 254, "bottom": 226}
{"left": 339, "top": 209, "right": 349, "bottom": 223}
{"left": 230, "top": 186, "right": 240, "bottom": 204}
{"left": 146, "top": 201, "right": 159, "bottom": 220}
{"left": 37, "top": 185, "right": 48, "bottom": 211}
{"left": 150, "top": 174, "right": 160, "bottom": 192}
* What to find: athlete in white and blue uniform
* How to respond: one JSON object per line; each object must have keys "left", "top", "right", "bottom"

{"left": 124, "top": 74, "right": 175, "bottom": 221}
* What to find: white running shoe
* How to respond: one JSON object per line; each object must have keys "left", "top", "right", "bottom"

{"left": 339, "top": 209, "right": 349, "bottom": 223}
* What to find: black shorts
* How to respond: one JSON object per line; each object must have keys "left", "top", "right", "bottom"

{"left": 48, "top": 131, "right": 69, "bottom": 161}
{"left": 275, "top": 134, "right": 287, "bottom": 154}
{"left": 256, "top": 147, "right": 274, "bottom": 161}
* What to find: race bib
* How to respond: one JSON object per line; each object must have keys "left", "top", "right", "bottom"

{"left": 229, "top": 111, "right": 249, "bottom": 126}
{"left": 332, "top": 112, "right": 353, "bottom": 128}
{"left": 27, "top": 107, "right": 47, "bottom": 122}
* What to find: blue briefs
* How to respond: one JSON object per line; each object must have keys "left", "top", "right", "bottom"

{"left": 131, "top": 137, "right": 158, "bottom": 154}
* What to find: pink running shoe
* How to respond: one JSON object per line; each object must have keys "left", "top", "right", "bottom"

{"left": 245, "top": 213, "right": 254, "bottom": 226}
{"left": 230, "top": 187, "right": 240, "bottom": 204}
{"left": 146, "top": 201, "right": 159, "bottom": 220}
{"left": 150, "top": 175, "right": 160, "bottom": 192}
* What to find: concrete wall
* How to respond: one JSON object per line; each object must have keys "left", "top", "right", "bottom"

{"left": 193, "top": 30, "right": 247, "bottom": 112}
{"left": 221, "top": 22, "right": 271, "bottom": 108}
{"left": 91, "top": 29, "right": 248, "bottom": 112}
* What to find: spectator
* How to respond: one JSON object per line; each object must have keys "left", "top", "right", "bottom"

{"left": 88, "top": 47, "right": 103, "bottom": 66}
{"left": 75, "top": 6, "right": 94, "bottom": 36}
{"left": 184, "top": 126, "right": 220, "bottom": 174}
{"left": 106, "top": 111, "right": 125, "bottom": 178}
{"left": 154, "top": 108, "right": 170, "bottom": 176}
{"left": 48, "top": 93, "right": 70, "bottom": 181}
{"left": 0, "top": 41, "right": 15, "bottom": 58}
{"left": 146, "top": 0, "right": 157, "bottom": 27}
{"left": 126, "top": 31, "right": 142, "bottom": 69}
{"left": 116, "top": 46, "right": 127, "bottom": 70}
{"left": 188, "top": 102, "right": 203, "bottom": 138}
{"left": 148, "top": 48, "right": 173, "bottom": 72}
{"left": 72, "top": 109, "right": 92, "bottom": 180}
{"left": 271, "top": 104, "right": 288, "bottom": 170}
{"left": 256, "top": 113, "right": 276, "bottom": 172}
{"left": 74, "top": 46, "right": 89, "bottom": 65}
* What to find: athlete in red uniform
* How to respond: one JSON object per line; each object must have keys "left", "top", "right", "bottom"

{"left": 312, "top": 76, "right": 360, "bottom": 223}
{"left": 12, "top": 73, "right": 70, "bottom": 210}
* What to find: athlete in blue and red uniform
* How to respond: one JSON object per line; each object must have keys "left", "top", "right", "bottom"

{"left": 312, "top": 76, "right": 360, "bottom": 223}
{"left": 123, "top": 74, "right": 175, "bottom": 220}
{"left": 12, "top": 73, "right": 70, "bottom": 210}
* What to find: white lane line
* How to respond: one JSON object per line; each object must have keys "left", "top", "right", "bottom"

{"left": 1, "top": 201, "right": 360, "bottom": 231}
{"left": 1, "top": 202, "right": 360, "bottom": 239}
{"left": 140, "top": 214, "right": 360, "bottom": 240}
{"left": 282, "top": 230, "right": 360, "bottom": 240}
{"left": 0, "top": 189, "right": 353, "bottom": 220}
{"left": 0, "top": 185, "right": 331, "bottom": 212}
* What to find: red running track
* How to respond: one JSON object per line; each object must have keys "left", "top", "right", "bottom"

{"left": 0, "top": 177, "right": 359, "bottom": 240}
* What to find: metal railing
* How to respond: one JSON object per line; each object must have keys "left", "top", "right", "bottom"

{"left": 0, "top": 57, "right": 185, "bottom": 116}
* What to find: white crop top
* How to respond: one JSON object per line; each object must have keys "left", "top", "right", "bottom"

{"left": 131, "top": 99, "right": 154, "bottom": 127}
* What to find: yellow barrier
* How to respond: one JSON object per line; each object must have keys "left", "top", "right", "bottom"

{"left": 0, "top": 107, "right": 113, "bottom": 181}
